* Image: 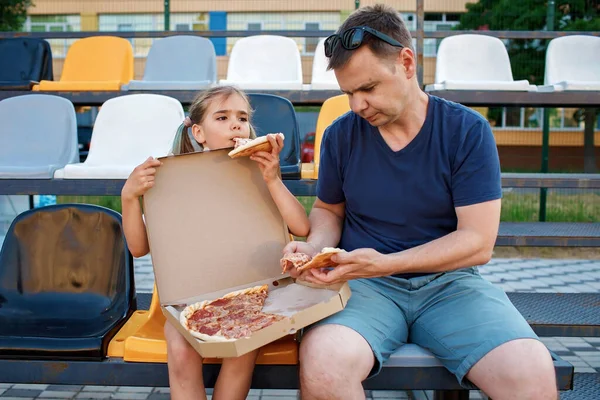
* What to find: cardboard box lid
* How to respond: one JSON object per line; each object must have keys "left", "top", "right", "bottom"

{"left": 143, "top": 149, "right": 290, "bottom": 305}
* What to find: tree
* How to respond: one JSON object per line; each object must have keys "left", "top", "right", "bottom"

{"left": 0, "top": 0, "right": 33, "bottom": 31}
{"left": 456, "top": 0, "right": 599, "bottom": 85}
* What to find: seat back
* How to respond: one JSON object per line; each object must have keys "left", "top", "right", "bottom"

{"left": 435, "top": 34, "right": 515, "bottom": 83}
{"left": 60, "top": 36, "right": 133, "bottom": 83}
{"left": 544, "top": 35, "right": 600, "bottom": 84}
{"left": 0, "top": 94, "right": 78, "bottom": 177}
{"left": 0, "top": 204, "right": 134, "bottom": 340}
{"left": 311, "top": 38, "right": 339, "bottom": 89}
{"left": 248, "top": 93, "right": 301, "bottom": 177}
{"left": 143, "top": 36, "right": 217, "bottom": 83}
{"left": 313, "top": 94, "right": 350, "bottom": 178}
{"left": 84, "top": 94, "right": 184, "bottom": 166}
{"left": 226, "top": 36, "right": 303, "bottom": 83}
{"left": 0, "top": 38, "right": 53, "bottom": 85}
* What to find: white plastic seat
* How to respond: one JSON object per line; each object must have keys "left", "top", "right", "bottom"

{"left": 219, "top": 35, "right": 303, "bottom": 90}
{"left": 425, "top": 34, "right": 536, "bottom": 92}
{"left": 537, "top": 35, "right": 600, "bottom": 92}
{"left": 54, "top": 94, "right": 184, "bottom": 179}
{"left": 310, "top": 38, "right": 340, "bottom": 90}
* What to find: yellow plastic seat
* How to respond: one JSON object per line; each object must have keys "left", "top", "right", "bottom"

{"left": 33, "top": 36, "right": 133, "bottom": 91}
{"left": 108, "top": 284, "right": 298, "bottom": 365}
{"left": 301, "top": 94, "right": 350, "bottom": 179}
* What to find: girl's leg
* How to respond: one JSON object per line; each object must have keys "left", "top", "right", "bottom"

{"left": 164, "top": 321, "right": 207, "bottom": 400}
{"left": 212, "top": 349, "right": 259, "bottom": 400}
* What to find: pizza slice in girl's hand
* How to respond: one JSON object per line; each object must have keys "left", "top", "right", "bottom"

{"left": 280, "top": 247, "right": 345, "bottom": 273}
{"left": 228, "top": 133, "right": 285, "bottom": 159}
{"left": 179, "top": 284, "right": 286, "bottom": 342}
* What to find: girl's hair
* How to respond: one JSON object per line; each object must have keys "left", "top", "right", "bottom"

{"left": 171, "top": 86, "right": 257, "bottom": 155}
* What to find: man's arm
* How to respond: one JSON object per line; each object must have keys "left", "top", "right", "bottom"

{"left": 305, "top": 198, "right": 500, "bottom": 284}
{"left": 307, "top": 198, "right": 345, "bottom": 250}
{"left": 283, "top": 198, "right": 345, "bottom": 278}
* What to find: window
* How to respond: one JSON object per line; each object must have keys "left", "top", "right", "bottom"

{"left": 423, "top": 14, "right": 460, "bottom": 57}
{"left": 24, "top": 15, "right": 80, "bottom": 58}
{"left": 483, "top": 107, "right": 584, "bottom": 130}
{"left": 304, "top": 22, "right": 320, "bottom": 54}
{"left": 247, "top": 22, "right": 263, "bottom": 31}
{"left": 99, "top": 13, "right": 208, "bottom": 57}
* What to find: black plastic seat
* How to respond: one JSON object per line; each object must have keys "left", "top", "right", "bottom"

{"left": 0, "top": 204, "right": 135, "bottom": 360}
{"left": 0, "top": 38, "right": 53, "bottom": 90}
{"left": 248, "top": 93, "right": 302, "bottom": 179}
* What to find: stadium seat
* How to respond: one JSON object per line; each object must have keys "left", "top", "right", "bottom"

{"left": 538, "top": 35, "right": 600, "bottom": 92}
{"left": 123, "top": 36, "right": 217, "bottom": 91}
{"left": 0, "top": 38, "right": 53, "bottom": 90}
{"left": 248, "top": 93, "right": 302, "bottom": 178}
{"left": 301, "top": 94, "right": 350, "bottom": 179}
{"left": 424, "top": 34, "right": 536, "bottom": 92}
{"left": 220, "top": 36, "right": 303, "bottom": 90}
{"left": 0, "top": 204, "right": 135, "bottom": 360}
{"left": 53, "top": 94, "right": 183, "bottom": 179}
{"left": 310, "top": 38, "right": 340, "bottom": 90}
{"left": 0, "top": 94, "right": 78, "bottom": 178}
{"left": 33, "top": 36, "right": 133, "bottom": 91}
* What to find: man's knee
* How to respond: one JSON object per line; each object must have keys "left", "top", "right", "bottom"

{"left": 470, "top": 339, "right": 557, "bottom": 399}
{"left": 299, "top": 325, "right": 374, "bottom": 390}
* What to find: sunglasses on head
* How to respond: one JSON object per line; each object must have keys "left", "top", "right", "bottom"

{"left": 324, "top": 26, "right": 405, "bottom": 58}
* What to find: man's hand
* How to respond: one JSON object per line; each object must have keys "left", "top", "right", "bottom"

{"left": 301, "top": 248, "right": 388, "bottom": 285}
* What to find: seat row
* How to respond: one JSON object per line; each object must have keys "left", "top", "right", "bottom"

{"left": 0, "top": 35, "right": 339, "bottom": 92}
{"left": 426, "top": 34, "right": 600, "bottom": 93}
{"left": 0, "top": 93, "right": 302, "bottom": 180}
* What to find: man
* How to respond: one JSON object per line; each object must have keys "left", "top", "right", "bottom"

{"left": 285, "top": 4, "right": 557, "bottom": 400}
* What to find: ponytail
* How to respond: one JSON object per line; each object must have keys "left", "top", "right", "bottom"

{"left": 170, "top": 122, "right": 197, "bottom": 155}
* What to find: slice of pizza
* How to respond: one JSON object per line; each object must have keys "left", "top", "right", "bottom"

{"left": 179, "top": 284, "right": 286, "bottom": 342}
{"left": 296, "top": 247, "right": 345, "bottom": 273}
{"left": 280, "top": 252, "right": 312, "bottom": 273}
{"left": 228, "top": 133, "right": 285, "bottom": 159}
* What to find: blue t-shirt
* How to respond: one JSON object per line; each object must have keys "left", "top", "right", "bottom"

{"left": 316, "top": 95, "right": 502, "bottom": 277}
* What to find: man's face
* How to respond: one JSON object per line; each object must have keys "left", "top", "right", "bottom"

{"left": 334, "top": 45, "right": 411, "bottom": 127}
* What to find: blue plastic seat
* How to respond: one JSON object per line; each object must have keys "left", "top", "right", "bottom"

{"left": 248, "top": 94, "right": 301, "bottom": 178}
{"left": 0, "top": 38, "right": 53, "bottom": 90}
{"left": 0, "top": 94, "right": 78, "bottom": 178}
{"left": 123, "top": 36, "right": 217, "bottom": 90}
{"left": 0, "top": 204, "right": 135, "bottom": 360}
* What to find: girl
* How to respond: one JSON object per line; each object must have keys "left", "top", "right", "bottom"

{"left": 121, "top": 86, "right": 310, "bottom": 400}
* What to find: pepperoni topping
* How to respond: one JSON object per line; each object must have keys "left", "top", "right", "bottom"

{"left": 190, "top": 308, "right": 213, "bottom": 321}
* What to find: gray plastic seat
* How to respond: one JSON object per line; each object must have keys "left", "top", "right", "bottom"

{"left": 123, "top": 36, "right": 217, "bottom": 90}
{"left": 0, "top": 94, "right": 78, "bottom": 178}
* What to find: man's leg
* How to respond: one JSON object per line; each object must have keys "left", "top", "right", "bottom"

{"left": 300, "top": 324, "right": 374, "bottom": 400}
{"left": 299, "top": 278, "right": 409, "bottom": 400}
{"left": 409, "top": 267, "right": 556, "bottom": 399}
{"left": 467, "top": 338, "right": 556, "bottom": 399}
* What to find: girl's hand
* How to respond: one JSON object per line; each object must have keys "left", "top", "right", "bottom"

{"left": 250, "top": 133, "right": 284, "bottom": 184}
{"left": 121, "top": 157, "right": 162, "bottom": 200}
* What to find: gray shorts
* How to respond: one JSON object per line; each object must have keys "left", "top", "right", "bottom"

{"left": 307, "top": 267, "right": 539, "bottom": 388}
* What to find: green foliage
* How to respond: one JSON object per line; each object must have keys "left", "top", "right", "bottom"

{"left": 0, "top": 0, "right": 33, "bottom": 31}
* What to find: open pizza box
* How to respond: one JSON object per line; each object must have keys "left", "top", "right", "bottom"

{"left": 142, "top": 149, "right": 351, "bottom": 358}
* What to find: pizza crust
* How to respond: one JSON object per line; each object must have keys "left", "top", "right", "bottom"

{"left": 179, "top": 284, "right": 269, "bottom": 342}
{"left": 228, "top": 134, "right": 285, "bottom": 158}
{"left": 296, "top": 247, "right": 345, "bottom": 272}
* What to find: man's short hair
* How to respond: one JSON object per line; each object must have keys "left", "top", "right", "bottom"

{"left": 327, "top": 4, "right": 414, "bottom": 70}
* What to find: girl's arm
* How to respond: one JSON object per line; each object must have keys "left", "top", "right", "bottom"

{"left": 250, "top": 134, "right": 310, "bottom": 237}
{"left": 121, "top": 157, "right": 162, "bottom": 257}
{"left": 266, "top": 179, "right": 310, "bottom": 237}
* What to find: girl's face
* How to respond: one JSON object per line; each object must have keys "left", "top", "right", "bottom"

{"left": 191, "top": 94, "right": 252, "bottom": 151}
